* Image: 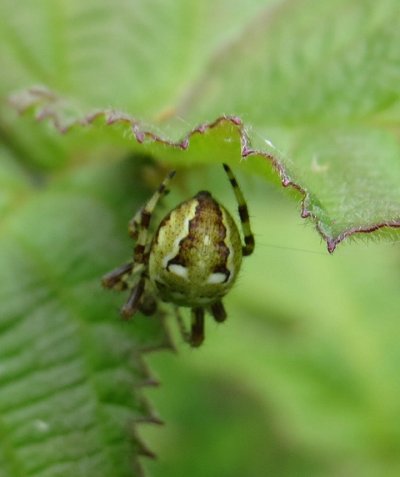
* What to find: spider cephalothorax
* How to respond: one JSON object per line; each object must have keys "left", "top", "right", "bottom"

{"left": 102, "top": 164, "right": 254, "bottom": 346}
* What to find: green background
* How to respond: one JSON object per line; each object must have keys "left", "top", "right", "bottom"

{"left": 0, "top": 1, "right": 400, "bottom": 476}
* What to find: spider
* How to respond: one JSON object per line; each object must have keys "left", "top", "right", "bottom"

{"left": 102, "top": 163, "right": 254, "bottom": 347}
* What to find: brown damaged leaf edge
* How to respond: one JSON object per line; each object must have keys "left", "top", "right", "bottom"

{"left": 9, "top": 87, "right": 400, "bottom": 253}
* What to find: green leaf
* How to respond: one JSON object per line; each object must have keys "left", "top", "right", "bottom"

{"left": 3, "top": 0, "right": 400, "bottom": 250}
{"left": 1, "top": 1, "right": 400, "bottom": 476}
{"left": 0, "top": 152, "right": 171, "bottom": 476}
{"left": 142, "top": 187, "right": 400, "bottom": 477}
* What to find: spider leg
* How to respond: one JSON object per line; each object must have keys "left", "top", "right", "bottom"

{"left": 121, "top": 277, "right": 146, "bottom": 319}
{"left": 117, "top": 169, "right": 176, "bottom": 317}
{"left": 139, "top": 281, "right": 158, "bottom": 316}
{"left": 102, "top": 262, "right": 133, "bottom": 290}
{"left": 133, "top": 170, "right": 176, "bottom": 266}
{"left": 190, "top": 308, "right": 205, "bottom": 347}
{"left": 173, "top": 306, "right": 191, "bottom": 344}
{"left": 222, "top": 163, "right": 255, "bottom": 257}
{"left": 128, "top": 207, "right": 142, "bottom": 239}
{"left": 210, "top": 300, "right": 227, "bottom": 323}
{"left": 128, "top": 188, "right": 171, "bottom": 239}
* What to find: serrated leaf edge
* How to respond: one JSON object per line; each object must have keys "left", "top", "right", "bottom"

{"left": 8, "top": 87, "right": 400, "bottom": 253}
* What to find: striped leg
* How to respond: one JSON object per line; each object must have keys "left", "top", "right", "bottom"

{"left": 128, "top": 207, "right": 142, "bottom": 239}
{"left": 222, "top": 164, "right": 255, "bottom": 256}
{"left": 174, "top": 306, "right": 191, "bottom": 344}
{"left": 102, "top": 262, "right": 133, "bottom": 290}
{"left": 102, "top": 169, "right": 176, "bottom": 319}
{"left": 121, "top": 277, "right": 145, "bottom": 319}
{"left": 210, "top": 300, "right": 227, "bottom": 323}
{"left": 139, "top": 283, "right": 158, "bottom": 316}
{"left": 129, "top": 190, "right": 172, "bottom": 239}
{"left": 124, "top": 169, "right": 176, "bottom": 316}
{"left": 133, "top": 170, "right": 176, "bottom": 266}
{"left": 190, "top": 308, "right": 205, "bottom": 347}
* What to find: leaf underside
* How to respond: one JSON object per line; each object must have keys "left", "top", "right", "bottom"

{"left": 2, "top": 0, "right": 400, "bottom": 251}
{"left": 9, "top": 85, "right": 400, "bottom": 252}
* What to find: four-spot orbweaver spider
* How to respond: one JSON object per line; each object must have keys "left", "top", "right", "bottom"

{"left": 102, "top": 163, "right": 254, "bottom": 347}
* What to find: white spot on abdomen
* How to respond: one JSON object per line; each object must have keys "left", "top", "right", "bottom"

{"left": 168, "top": 264, "right": 189, "bottom": 279}
{"left": 206, "top": 272, "right": 226, "bottom": 284}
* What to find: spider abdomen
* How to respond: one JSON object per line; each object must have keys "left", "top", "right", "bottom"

{"left": 148, "top": 191, "right": 242, "bottom": 307}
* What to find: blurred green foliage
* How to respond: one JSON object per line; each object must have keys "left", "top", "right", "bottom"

{"left": 0, "top": 1, "right": 399, "bottom": 476}
{"left": 142, "top": 172, "right": 400, "bottom": 477}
